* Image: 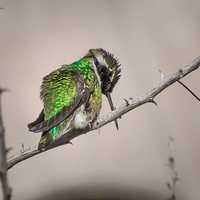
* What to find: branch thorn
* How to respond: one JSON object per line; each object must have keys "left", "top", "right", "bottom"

{"left": 68, "top": 141, "right": 73, "bottom": 145}
{"left": 149, "top": 98, "right": 158, "bottom": 106}
{"left": 123, "top": 98, "right": 130, "bottom": 106}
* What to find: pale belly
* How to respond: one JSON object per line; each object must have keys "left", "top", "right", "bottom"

{"left": 73, "top": 104, "right": 99, "bottom": 129}
{"left": 65, "top": 85, "right": 102, "bottom": 131}
{"left": 73, "top": 110, "right": 88, "bottom": 129}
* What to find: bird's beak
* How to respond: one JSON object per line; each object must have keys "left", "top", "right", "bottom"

{"left": 106, "top": 92, "right": 119, "bottom": 130}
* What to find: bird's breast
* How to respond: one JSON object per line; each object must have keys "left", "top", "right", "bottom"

{"left": 73, "top": 109, "right": 88, "bottom": 129}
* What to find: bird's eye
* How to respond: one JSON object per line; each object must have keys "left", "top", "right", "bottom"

{"left": 94, "top": 57, "right": 99, "bottom": 66}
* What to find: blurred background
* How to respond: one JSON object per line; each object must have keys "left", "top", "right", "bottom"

{"left": 0, "top": 0, "right": 200, "bottom": 199}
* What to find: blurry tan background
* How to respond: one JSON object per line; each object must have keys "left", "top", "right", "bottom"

{"left": 0, "top": 0, "right": 200, "bottom": 199}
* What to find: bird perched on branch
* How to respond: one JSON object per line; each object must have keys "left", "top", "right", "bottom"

{"left": 28, "top": 48, "right": 121, "bottom": 150}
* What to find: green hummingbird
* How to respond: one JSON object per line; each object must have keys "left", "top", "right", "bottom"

{"left": 28, "top": 48, "right": 121, "bottom": 150}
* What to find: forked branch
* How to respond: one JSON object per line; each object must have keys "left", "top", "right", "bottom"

{"left": 7, "top": 56, "right": 200, "bottom": 170}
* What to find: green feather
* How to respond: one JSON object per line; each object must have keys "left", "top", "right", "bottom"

{"left": 39, "top": 56, "right": 102, "bottom": 147}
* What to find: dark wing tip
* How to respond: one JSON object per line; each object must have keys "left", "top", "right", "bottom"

{"left": 28, "top": 123, "right": 43, "bottom": 133}
{"left": 28, "top": 109, "right": 45, "bottom": 133}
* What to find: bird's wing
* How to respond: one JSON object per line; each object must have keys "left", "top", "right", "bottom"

{"left": 28, "top": 69, "right": 90, "bottom": 133}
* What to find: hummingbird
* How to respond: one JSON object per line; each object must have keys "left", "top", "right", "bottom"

{"left": 28, "top": 48, "right": 121, "bottom": 150}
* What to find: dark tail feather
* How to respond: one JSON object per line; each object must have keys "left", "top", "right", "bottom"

{"left": 28, "top": 109, "right": 44, "bottom": 132}
{"left": 38, "top": 128, "right": 75, "bottom": 150}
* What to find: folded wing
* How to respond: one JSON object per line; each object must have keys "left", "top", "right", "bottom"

{"left": 28, "top": 69, "right": 90, "bottom": 133}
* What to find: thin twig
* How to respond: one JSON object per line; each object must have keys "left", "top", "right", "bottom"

{"left": 7, "top": 56, "right": 200, "bottom": 170}
{"left": 0, "top": 89, "right": 11, "bottom": 199}
{"left": 177, "top": 80, "right": 200, "bottom": 102}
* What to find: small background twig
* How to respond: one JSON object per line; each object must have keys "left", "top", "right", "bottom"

{"left": 166, "top": 136, "right": 180, "bottom": 200}
{"left": 0, "top": 89, "right": 12, "bottom": 200}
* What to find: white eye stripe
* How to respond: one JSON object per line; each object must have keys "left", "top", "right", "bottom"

{"left": 95, "top": 54, "right": 108, "bottom": 67}
{"left": 92, "top": 60, "right": 101, "bottom": 85}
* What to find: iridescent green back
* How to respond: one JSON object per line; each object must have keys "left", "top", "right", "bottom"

{"left": 41, "top": 70, "right": 77, "bottom": 140}
{"left": 39, "top": 56, "right": 102, "bottom": 145}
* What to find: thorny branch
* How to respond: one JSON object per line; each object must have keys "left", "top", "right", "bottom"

{"left": 0, "top": 89, "right": 11, "bottom": 200}
{"left": 7, "top": 56, "right": 200, "bottom": 170}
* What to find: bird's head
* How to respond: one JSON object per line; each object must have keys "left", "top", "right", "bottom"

{"left": 88, "top": 48, "right": 121, "bottom": 129}
{"left": 88, "top": 48, "right": 121, "bottom": 94}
